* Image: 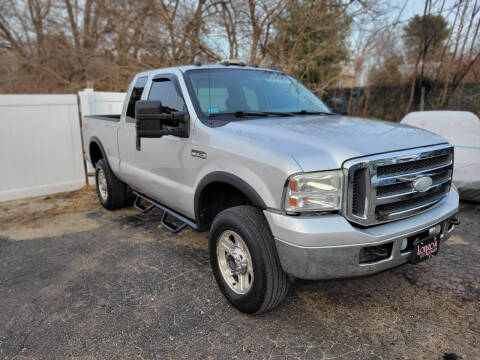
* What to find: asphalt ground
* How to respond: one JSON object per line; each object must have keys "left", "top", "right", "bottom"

{"left": 0, "top": 188, "right": 479, "bottom": 360}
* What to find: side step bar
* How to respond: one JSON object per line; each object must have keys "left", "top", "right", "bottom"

{"left": 133, "top": 192, "right": 198, "bottom": 233}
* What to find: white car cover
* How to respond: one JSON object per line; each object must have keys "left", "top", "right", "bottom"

{"left": 401, "top": 111, "right": 480, "bottom": 202}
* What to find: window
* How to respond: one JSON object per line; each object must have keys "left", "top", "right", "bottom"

{"left": 126, "top": 76, "right": 148, "bottom": 122}
{"left": 242, "top": 85, "right": 259, "bottom": 110}
{"left": 186, "top": 69, "right": 331, "bottom": 118}
{"left": 195, "top": 87, "right": 229, "bottom": 113}
{"left": 148, "top": 78, "right": 185, "bottom": 112}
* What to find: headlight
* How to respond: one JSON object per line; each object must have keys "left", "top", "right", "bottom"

{"left": 284, "top": 170, "right": 343, "bottom": 212}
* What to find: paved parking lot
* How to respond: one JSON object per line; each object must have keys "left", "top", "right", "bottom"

{"left": 0, "top": 188, "right": 479, "bottom": 360}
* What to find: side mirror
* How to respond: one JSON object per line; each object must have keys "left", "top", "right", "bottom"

{"left": 327, "top": 98, "right": 348, "bottom": 115}
{"left": 135, "top": 100, "right": 188, "bottom": 150}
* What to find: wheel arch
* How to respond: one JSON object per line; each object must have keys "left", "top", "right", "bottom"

{"left": 194, "top": 172, "right": 267, "bottom": 231}
{"left": 89, "top": 137, "right": 109, "bottom": 169}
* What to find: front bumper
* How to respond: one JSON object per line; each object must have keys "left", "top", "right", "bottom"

{"left": 264, "top": 187, "right": 459, "bottom": 280}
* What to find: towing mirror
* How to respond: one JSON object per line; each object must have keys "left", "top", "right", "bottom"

{"left": 135, "top": 100, "right": 188, "bottom": 150}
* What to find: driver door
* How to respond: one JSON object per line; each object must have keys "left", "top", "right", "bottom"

{"left": 117, "top": 72, "right": 192, "bottom": 216}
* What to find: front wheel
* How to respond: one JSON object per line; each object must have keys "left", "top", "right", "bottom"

{"left": 209, "top": 205, "right": 290, "bottom": 314}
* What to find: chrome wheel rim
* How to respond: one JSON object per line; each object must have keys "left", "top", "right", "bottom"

{"left": 216, "top": 230, "right": 254, "bottom": 294}
{"left": 97, "top": 169, "right": 108, "bottom": 201}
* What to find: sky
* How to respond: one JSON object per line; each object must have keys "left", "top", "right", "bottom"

{"left": 401, "top": 0, "right": 426, "bottom": 18}
{"left": 394, "top": 0, "right": 461, "bottom": 23}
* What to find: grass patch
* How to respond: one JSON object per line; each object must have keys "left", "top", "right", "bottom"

{"left": 0, "top": 186, "right": 99, "bottom": 229}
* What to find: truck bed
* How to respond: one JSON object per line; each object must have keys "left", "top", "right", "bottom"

{"left": 82, "top": 114, "right": 122, "bottom": 173}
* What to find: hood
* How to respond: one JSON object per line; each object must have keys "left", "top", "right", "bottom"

{"left": 216, "top": 115, "right": 448, "bottom": 171}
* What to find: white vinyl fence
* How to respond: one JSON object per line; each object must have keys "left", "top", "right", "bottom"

{"left": 78, "top": 88, "right": 125, "bottom": 117}
{"left": 0, "top": 94, "right": 85, "bottom": 202}
{"left": 0, "top": 90, "right": 125, "bottom": 202}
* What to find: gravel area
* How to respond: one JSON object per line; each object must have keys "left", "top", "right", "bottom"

{"left": 0, "top": 189, "right": 478, "bottom": 360}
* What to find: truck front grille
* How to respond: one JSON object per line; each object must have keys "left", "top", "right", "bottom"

{"left": 344, "top": 145, "right": 453, "bottom": 226}
{"left": 375, "top": 153, "right": 451, "bottom": 177}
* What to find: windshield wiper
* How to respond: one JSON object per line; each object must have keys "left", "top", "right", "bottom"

{"left": 208, "top": 111, "right": 293, "bottom": 118}
{"left": 260, "top": 111, "right": 294, "bottom": 117}
{"left": 209, "top": 111, "right": 267, "bottom": 118}
{"left": 291, "top": 110, "right": 335, "bottom": 115}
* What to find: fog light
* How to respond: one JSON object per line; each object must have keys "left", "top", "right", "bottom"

{"left": 401, "top": 238, "right": 408, "bottom": 251}
{"left": 359, "top": 243, "right": 393, "bottom": 264}
{"left": 429, "top": 224, "right": 442, "bottom": 236}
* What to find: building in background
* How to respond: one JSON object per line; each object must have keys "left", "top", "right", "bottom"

{"left": 336, "top": 63, "right": 368, "bottom": 88}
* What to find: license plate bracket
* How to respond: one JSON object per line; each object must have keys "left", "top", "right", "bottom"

{"left": 409, "top": 236, "right": 440, "bottom": 264}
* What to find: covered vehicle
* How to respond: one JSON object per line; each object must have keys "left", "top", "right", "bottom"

{"left": 401, "top": 111, "right": 480, "bottom": 202}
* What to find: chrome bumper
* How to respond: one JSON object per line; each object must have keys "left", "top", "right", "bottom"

{"left": 264, "top": 187, "right": 459, "bottom": 280}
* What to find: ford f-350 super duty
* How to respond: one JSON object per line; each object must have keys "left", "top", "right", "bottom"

{"left": 83, "top": 63, "right": 459, "bottom": 314}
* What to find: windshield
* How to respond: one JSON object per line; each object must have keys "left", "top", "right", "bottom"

{"left": 185, "top": 69, "right": 331, "bottom": 118}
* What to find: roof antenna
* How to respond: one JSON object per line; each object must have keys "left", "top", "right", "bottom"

{"left": 193, "top": 58, "right": 202, "bottom": 66}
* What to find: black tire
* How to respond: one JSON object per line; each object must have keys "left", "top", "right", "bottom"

{"left": 95, "top": 159, "right": 127, "bottom": 210}
{"left": 209, "top": 205, "right": 290, "bottom": 314}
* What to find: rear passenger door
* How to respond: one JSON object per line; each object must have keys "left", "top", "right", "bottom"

{"left": 116, "top": 75, "right": 148, "bottom": 186}
{"left": 118, "top": 72, "right": 193, "bottom": 216}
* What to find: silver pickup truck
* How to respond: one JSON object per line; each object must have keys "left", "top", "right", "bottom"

{"left": 83, "top": 63, "right": 459, "bottom": 314}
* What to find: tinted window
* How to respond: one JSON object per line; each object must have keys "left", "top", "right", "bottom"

{"left": 195, "top": 87, "right": 229, "bottom": 113}
{"left": 242, "top": 85, "right": 259, "bottom": 110}
{"left": 186, "top": 69, "right": 330, "bottom": 117}
{"left": 126, "top": 76, "right": 147, "bottom": 121}
{"left": 148, "top": 79, "right": 185, "bottom": 112}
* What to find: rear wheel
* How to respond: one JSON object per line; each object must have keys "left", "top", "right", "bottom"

{"left": 95, "top": 159, "right": 127, "bottom": 210}
{"left": 209, "top": 205, "right": 290, "bottom": 314}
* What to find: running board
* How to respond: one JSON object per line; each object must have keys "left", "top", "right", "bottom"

{"left": 132, "top": 192, "right": 197, "bottom": 233}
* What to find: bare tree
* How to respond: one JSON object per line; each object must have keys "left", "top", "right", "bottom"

{"left": 6, "top": 0, "right": 476, "bottom": 103}
{"left": 443, "top": 0, "right": 480, "bottom": 100}
{"left": 246, "top": 0, "right": 286, "bottom": 64}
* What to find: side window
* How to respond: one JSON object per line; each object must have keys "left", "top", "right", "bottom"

{"left": 148, "top": 78, "right": 186, "bottom": 112}
{"left": 126, "top": 76, "right": 148, "bottom": 122}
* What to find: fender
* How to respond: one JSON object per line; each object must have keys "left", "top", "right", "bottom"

{"left": 194, "top": 171, "right": 267, "bottom": 230}
{"left": 89, "top": 136, "right": 111, "bottom": 170}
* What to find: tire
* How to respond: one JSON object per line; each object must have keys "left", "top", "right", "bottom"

{"left": 95, "top": 159, "right": 127, "bottom": 210}
{"left": 209, "top": 205, "right": 290, "bottom": 314}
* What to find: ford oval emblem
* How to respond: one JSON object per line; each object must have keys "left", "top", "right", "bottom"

{"left": 412, "top": 176, "right": 433, "bottom": 192}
